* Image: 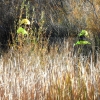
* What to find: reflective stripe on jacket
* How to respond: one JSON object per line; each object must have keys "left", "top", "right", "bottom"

{"left": 74, "top": 40, "right": 91, "bottom": 46}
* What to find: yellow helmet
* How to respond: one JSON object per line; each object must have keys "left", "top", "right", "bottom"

{"left": 21, "top": 19, "right": 30, "bottom": 25}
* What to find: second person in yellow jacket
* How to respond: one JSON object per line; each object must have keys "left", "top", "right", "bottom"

{"left": 17, "top": 18, "right": 30, "bottom": 46}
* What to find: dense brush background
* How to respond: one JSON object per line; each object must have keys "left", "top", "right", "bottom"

{"left": 0, "top": 0, "right": 100, "bottom": 100}
{"left": 1, "top": 0, "right": 100, "bottom": 47}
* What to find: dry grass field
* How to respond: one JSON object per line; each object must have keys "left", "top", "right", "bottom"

{"left": 1, "top": 0, "right": 100, "bottom": 99}
{"left": 0, "top": 38, "right": 100, "bottom": 100}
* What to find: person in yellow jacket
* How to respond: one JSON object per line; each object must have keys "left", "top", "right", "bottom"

{"left": 16, "top": 18, "right": 30, "bottom": 46}
{"left": 74, "top": 30, "right": 92, "bottom": 56}
{"left": 74, "top": 30, "right": 91, "bottom": 46}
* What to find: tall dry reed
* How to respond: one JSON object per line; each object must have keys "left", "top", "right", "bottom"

{"left": 0, "top": 38, "right": 100, "bottom": 100}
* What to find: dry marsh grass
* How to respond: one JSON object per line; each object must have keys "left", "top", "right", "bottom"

{"left": 0, "top": 38, "right": 100, "bottom": 100}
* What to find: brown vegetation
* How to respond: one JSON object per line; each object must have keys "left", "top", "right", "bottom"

{"left": 0, "top": 39, "right": 100, "bottom": 100}
{"left": 0, "top": 0, "right": 100, "bottom": 99}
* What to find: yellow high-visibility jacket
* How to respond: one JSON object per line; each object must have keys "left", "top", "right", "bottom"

{"left": 17, "top": 27, "right": 28, "bottom": 35}
{"left": 16, "top": 27, "right": 28, "bottom": 43}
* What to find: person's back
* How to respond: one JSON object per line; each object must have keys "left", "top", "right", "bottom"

{"left": 74, "top": 30, "right": 91, "bottom": 45}
{"left": 74, "top": 30, "right": 92, "bottom": 56}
